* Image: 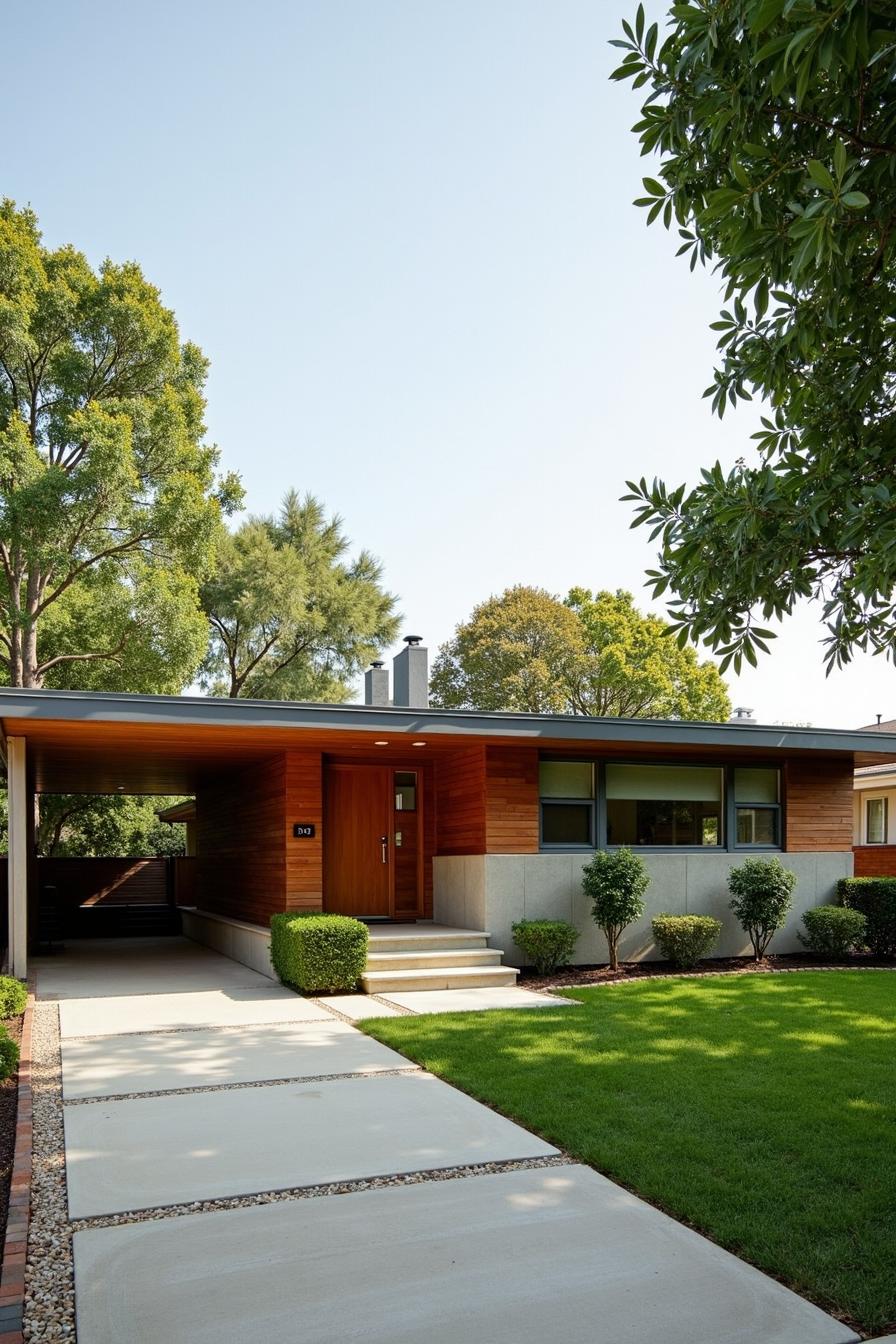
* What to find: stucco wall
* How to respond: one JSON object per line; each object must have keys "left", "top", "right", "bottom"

{"left": 433, "top": 850, "right": 853, "bottom": 965}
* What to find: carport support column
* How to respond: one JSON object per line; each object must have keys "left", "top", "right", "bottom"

{"left": 7, "top": 736, "right": 28, "bottom": 979}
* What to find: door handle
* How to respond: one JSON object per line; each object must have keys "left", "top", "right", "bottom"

{"left": 381, "top": 835, "right": 388, "bottom": 863}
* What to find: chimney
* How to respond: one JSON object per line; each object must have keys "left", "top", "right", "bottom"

{"left": 393, "top": 635, "right": 429, "bottom": 708}
{"left": 729, "top": 706, "right": 756, "bottom": 724}
{"left": 364, "top": 660, "right": 390, "bottom": 707}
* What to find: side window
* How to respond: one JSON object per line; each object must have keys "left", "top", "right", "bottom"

{"left": 539, "top": 761, "right": 594, "bottom": 848}
{"left": 733, "top": 768, "right": 781, "bottom": 848}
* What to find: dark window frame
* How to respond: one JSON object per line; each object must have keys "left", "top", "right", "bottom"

{"left": 865, "top": 795, "right": 888, "bottom": 845}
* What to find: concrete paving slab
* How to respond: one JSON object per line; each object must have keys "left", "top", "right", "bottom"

{"left": 322, "top": 995, "right": 403, "bottom": 1020}
{"left": 35, "top": 937, "right": 268, "bottom": 1000}
{"left": 63, "top": 1071, "right": 557, "bottom": 1218}
{"left": 72, "top": 1165, "right": 858, "bottom": 1344}
{"left": 380, "top": 986, "right": 574, "bottom": 1013}
{"left": 61, "top": 1019, "right": 414, "bottom": 1099}
{"left": 59, "top": 986, "right": 330, "bottom": 1038}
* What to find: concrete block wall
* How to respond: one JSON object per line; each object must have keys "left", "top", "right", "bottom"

{"left": 433, "top": 851, "right": 853, "bottom": 966}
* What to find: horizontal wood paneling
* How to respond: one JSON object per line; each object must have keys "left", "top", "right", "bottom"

{"left": 36, "top": 857, "right": 168, "bottom": 908}
{"left": 784, "top": 758, "right": 854, "bottom": 852}
{"left": 485, "top": 746, "right": 539, "bottom": 854}
{"left": 196, "top": 755, "right": 290, "bottom": 925}
{"left": 853, "top": 845, "right": 896, "bottom": 876}
{"left": 434, "top": 748, "right": 486, "bottom": 855}
{"left": 285, "top": 752, "right": 324, "bottom": 912}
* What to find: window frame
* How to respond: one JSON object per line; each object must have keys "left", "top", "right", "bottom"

{"left": 537, "top": 756, "right": 784, "bottom": 854}
{"left": 865, "top": 795, "right": 888, "bottom": 846}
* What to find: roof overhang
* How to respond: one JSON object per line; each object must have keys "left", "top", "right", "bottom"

{"left": 2, "top": 688, "right": 896, "bottom": 795}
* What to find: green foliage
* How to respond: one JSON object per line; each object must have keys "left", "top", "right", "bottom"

{"left": 429, "top": 585, "right": 729, "bottom": 718}
{"left": 0, "top": 1027, "right": 18, "bottom": 1081}
{"left": 0, "top": 199, "right": 241, "bottom": 689}
{"left": 651, "top": 914, "right": 722, "bottom": 968}
{"left": 582, "top": 847, "right": 649, "bottom": 970}
{"left": 23, "top": 793, "right": 187, "bottom": 857}
{"left": 838, "top": 877, "right": 896, "bottom": 958}
{"left": 800, "top": 904, "right": 867, "bottom": 959}
{"left": 200, "top": 490, "right": 399, "bottom": 699}
{"left": 728, "top": 856, "right": 796, "bottom": 959}
{"left": 0, "top": 976, "right": 27, "bottom": 1017}
{"left": 511, "top": 919, "right": 580, "bottom": 974}
{"left": 270, "top": 913, "right": 368, "bottom": 993}
{"left": 613, "top": 4, "right": 896, "bottom": 672}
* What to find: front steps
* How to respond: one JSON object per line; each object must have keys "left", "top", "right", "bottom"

{"left": 362, "top": 926, "right": 519, "bottom": 994}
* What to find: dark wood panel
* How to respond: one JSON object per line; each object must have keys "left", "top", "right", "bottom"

{"left": 434, "top": 748, "right": 486, "bottom": 854}
{"left": 323, "top": 765, "right": 391, "bottom": 917}
{"left": 195, "top": 755, "right": 289, "bottom": 925}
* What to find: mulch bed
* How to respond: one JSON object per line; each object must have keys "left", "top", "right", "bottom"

{"left": 0, "top": 1016, "right": 22, "bottom": 1273}
{"left": 521, "top": 952, "right": 895, "bottom": 992}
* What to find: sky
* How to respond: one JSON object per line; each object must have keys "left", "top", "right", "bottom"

{"left": 2, "top": 0, "right": 893, "bottom": 728}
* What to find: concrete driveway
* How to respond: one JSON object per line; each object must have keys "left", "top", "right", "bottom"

{"left": 34, "top": 937, "right": 858, "bottom": 1344}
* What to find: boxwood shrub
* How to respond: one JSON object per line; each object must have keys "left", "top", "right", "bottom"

{"left": 837, "top": 877, "right": 896, "bottom": 959}
{"left": 800, "top": 905, "right": 867, "bottom": 959}
{"left": 651, "top": 914, "right": 722, "bottom": 969}
{"left": 0, "top": 976, "right": 27, "bottom": 1019}
{"left": 270, "top": 913, "right": 368, "bottom": 993}
{"left": 0, "top": 1028, "right": 18, "bottom": 1082}
{"left": 511, "top": 919, "right": 579, "bottom": 974}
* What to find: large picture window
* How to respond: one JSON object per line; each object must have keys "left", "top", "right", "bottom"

{"left": 539, "top": 761, "right": 595, "bottom": 848}
{"left": 733, "top": 768, "right": 780, "bottom": 848}
{"left": 605, "top": 765, "right": 723, "bottom": 848}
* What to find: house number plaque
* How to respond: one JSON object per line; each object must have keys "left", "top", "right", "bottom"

{"left": 293, "top": 824, "right": 316, "bottom": 838}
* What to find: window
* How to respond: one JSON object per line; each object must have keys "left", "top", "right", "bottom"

{"left": 540, "top": 761, "right": 594, "bottom": 848}
{"left": 866, "top": 797, "right": 888, "bottom": 845}
{"left": 733, "top": 768, "right": 780, "bottom": 847}
{"left": 394, "top": 772, "right": 417, "bottom": 811}
{"left": 605, "top": 765, "right": 723, "bottom": 847}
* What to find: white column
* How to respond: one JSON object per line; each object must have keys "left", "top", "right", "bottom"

{"left": 7, "top": 736, "right": 28, "bottom": 980}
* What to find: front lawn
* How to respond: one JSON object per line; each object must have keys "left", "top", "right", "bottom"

{"left": 364, "top": 972, "right": 896, "bottom": 1336}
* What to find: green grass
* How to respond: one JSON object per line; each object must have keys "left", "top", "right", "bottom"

{"left": 364, "top": 972, "right": 896, "bottom": 1335}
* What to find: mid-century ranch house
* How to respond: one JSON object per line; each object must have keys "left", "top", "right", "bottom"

{"left": 4, "top": 639, "right": 896, "bottom": 984}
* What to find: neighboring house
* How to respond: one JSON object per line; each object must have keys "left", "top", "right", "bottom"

{"left": 3, "top": 645, "right": 896, "bottom": 982}
{"left": 853, "top": 719, "right": 896, "bottom": 876}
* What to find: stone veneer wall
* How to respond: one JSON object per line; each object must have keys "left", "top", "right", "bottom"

{"left": 433, "top": 851, "right": 853, "bottom": 966}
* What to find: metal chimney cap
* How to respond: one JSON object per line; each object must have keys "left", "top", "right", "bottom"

{"left": 403, "top": 635, "right": 423, "bottom": 646}
{"left": 370, "top": 660, "right": 384, "bottom": 669}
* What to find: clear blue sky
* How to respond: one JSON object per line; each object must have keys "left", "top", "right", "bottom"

{"left": 3, "top": 0, "right": 893, "bottom": 726}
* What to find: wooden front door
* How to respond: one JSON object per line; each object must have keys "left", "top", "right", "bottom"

{"left": 323, "top": 765, "right": 392, "bottom": 916}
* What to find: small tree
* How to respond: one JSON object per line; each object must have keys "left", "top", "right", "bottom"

{"left": 582, "top": 848, "right": 649, "bottom": 971}
{"left": 728, "top": 857, "right": 796, "bottom": 962}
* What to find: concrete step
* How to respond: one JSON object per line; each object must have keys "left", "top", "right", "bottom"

{"left": 361, "top": 964, "right": 520, "bottom": 994}
{"left": 366, "top": 948, "right": 504, "bottom": 972}
{"left": 365, "top": 930, "right": 490, "bottom": 954}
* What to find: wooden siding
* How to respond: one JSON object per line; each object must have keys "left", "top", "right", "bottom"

{"left": 195, "top": 755, "right": 289, "bottom": 925}
{"left": 285, "top": 752, "right": 324, "bottom": 912}
{"left": 784, "top": 757, "right": 854, "bottom": 852}
{"left": 853, "top": 845, "right": 896, "bottom": 877}
{"left": 485, "top": 745, "right": 539, "bottom": 854}
{"left": 434, "top": 748, "right": 487, "bottom": 855}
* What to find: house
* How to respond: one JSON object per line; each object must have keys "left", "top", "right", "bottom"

{"left": 4, "top": 642, "right": 896, "bottom": 984}
{"left": 853, "top": 719, "right": 896, "bottom": 876}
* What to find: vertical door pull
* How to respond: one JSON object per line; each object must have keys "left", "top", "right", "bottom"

{"left": 381, "top": 835, "right": 388, "bottom": 863}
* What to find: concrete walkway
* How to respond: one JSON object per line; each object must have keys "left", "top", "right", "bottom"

{"left": 36, "top": 937, "right": 858, "bottom": 1344}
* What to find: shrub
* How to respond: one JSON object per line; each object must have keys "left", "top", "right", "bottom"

{"left": 800, "top": 905, "right": 867, "bottom": 959}
{"left": 728, "top": 856, "right": 796, "bottom": 961}
{"left": 582, "top": 848, "right": 649, "bottom": 971}
{"left": 651, "top": 914, "right": 722, "bottom": 969}
{"left": 270, "top": 913, "right": 368, "bottom": 993}
{"left": 0, "top": 977, "right": 27, "bottom": 1019}
{"left": 0, "top": 1028, "right": 18, "bottom": 1082}
{"left": 837, "top": 877, "right": 896, "bottom": 959}
{"left": 512, "top": 920, "right": 580, "bottom": 975}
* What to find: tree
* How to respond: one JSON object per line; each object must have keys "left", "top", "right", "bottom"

{"left": 0, "top": 200, "right": 241, "bottom": 688}
{"left": 728, "top": 856, "right": 796, "bottom": 960}
{"left": 566, "top": 588, "right": 730, "bottom": 719}
{"left": 582, "top": 847, "right": 649, "bottom": 971}
{"left": 612, "top": 3, "right": 896, "bottom": 673}
{"left": 0, "top": 792, "right": 186, "bottom": 857}
{"left": 429, "top": 585, "right": 729, "bottom": 718}
{"left": 200, "top": 490, "right": 400, "bottom": 699}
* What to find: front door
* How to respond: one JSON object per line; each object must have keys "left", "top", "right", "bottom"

{"left": 323, "top": 764, "right": 423, "bottom": 917}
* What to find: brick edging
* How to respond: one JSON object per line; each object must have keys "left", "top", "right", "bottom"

{"left": 0, "top": 985, "right": 34, "bottom": 1342}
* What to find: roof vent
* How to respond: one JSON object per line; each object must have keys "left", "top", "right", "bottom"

{"left": 729, "top": 706, "right": 756, "bottom": 724}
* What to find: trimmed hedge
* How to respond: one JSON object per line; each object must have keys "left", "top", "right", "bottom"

{"left": 837, "top": 877, "right": 896, "bottom": 959}
{"left": 0, "top": 976, "right": 27, "bottom": 1019}
{"left": 270, "top": 913, "right": 368, "bottom": 993}
{"left": 0, "top": 1028, "right": 18, "bottom": 1082}
{"left": 651, "top": 914, "right": 722, "bottom": 969}
{"left": 512, "top": 919, "right": 580, "bottom": 974}
{"left": 800, "top": 905, "right": 867, "bottom": 958}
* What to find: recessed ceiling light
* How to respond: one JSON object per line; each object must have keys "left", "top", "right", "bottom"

{"left": 374, "top": 740, "right": 389, "bottom": 746}
{"left": 412, "top": 741, "right": 426, "bottom": 747}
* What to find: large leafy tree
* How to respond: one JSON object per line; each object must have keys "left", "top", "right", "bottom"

{"left": 200, "top": 490, "right": 400, "bottom": 699}
{"left": 612, "top": 2, "right": 896, "bottom": 673}
{"left": 0, "top": 200, "right": 241, "bottom": 688}
{"left": 429, "top": 585, "right": 730, "bottom": 718}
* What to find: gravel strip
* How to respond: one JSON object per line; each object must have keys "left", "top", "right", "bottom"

{"left": 368, "top": 993, "right": 416, "bottom": 1015}
{"left": 312, "top": 994, "right": 417, "bottom": 1021}
{"left": 64, "top": 1065, "right": 422, "bottom": 1106}
{"left": 25, "top": 1001, "right": 75, "bottom": 1342}
{"left": 70, "top": 1153, "right": 576, "bottom": 1233}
